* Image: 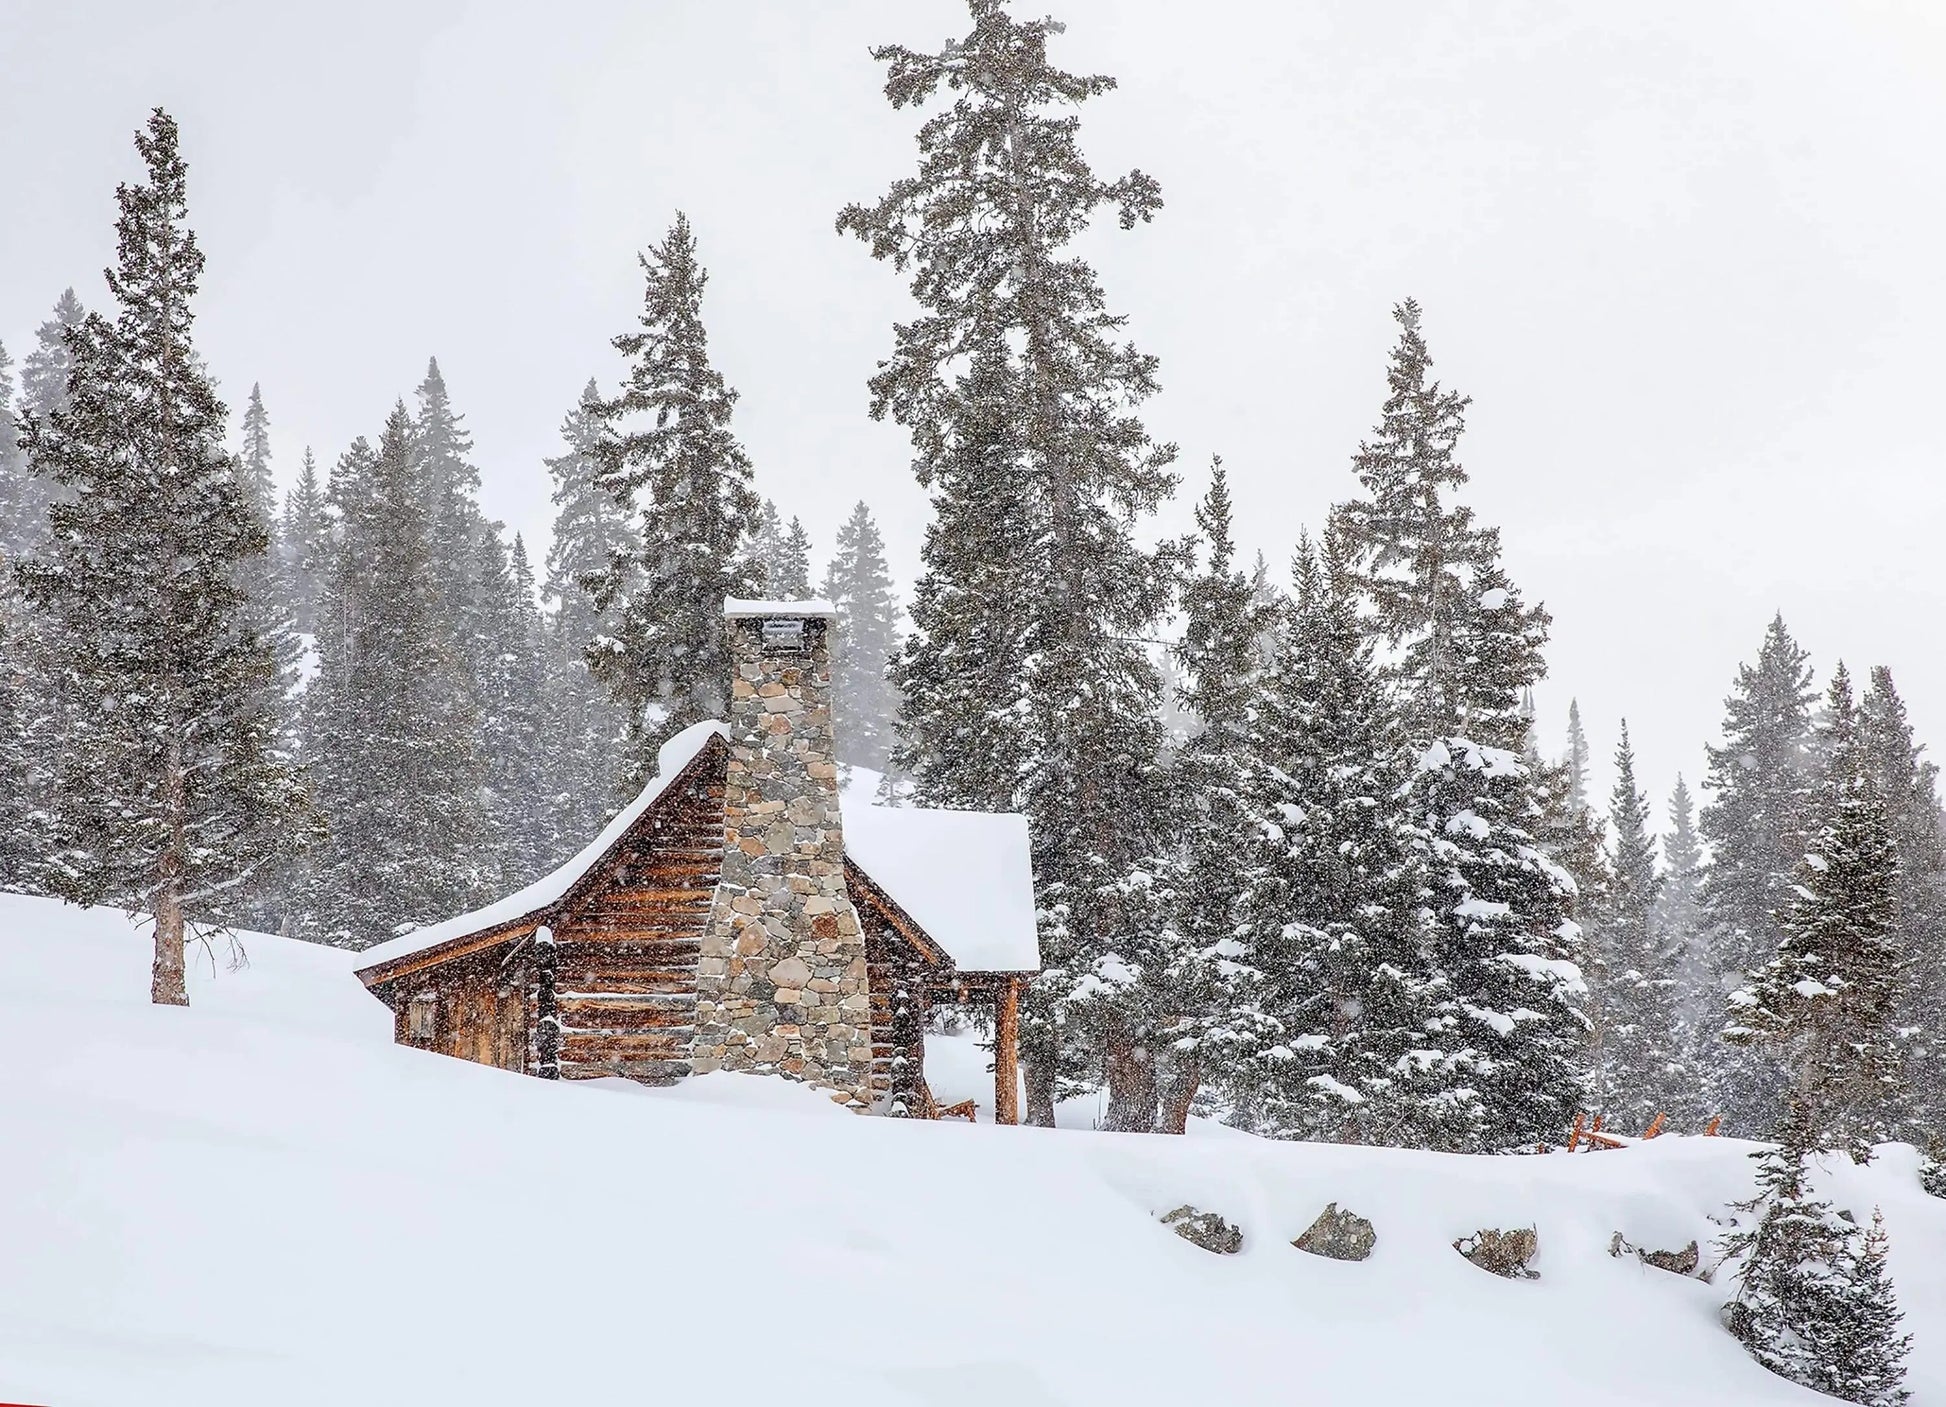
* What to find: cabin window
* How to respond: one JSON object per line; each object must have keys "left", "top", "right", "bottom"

{"left": 407, "top": 992, "right": 438, "bottom": 1041}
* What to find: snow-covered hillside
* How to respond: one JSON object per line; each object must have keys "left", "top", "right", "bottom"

{"left": 1, "top": 894, "right": 1940, "bottom": 1407}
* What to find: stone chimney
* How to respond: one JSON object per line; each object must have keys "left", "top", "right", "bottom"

{"left": 692, "top": 600, "right": 874, "bottom": 1108}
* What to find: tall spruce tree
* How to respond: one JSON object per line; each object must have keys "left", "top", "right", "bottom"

{"left": 771, "top": 516, "right": 813, "bottom": 599}
{"left": 12, "top": 288, "right": 87, "bottom": 553}
{"left": 543, "top": 378, "right": 635, "bottom": 651}
{"left": 236, "top": 383, "right": 275, "bottom": 525}
{"left": 1333, "top": 300, "right": 1547, "bottom": 742}
{"left": 478, "top": 533, "right": 555, "bottom": 886}
{"left": 412, "top": 358, "right": 500, "bottom": 706}
{"left": 588, "top": 212, "right": 762, "bottom": 779}
{"left": 1727, "top": 664, "right": 1904, "bottom": 1160}
{"left": 1150, "top": 461, "right": 1276, "bottom": 1134}
{"left": 302, "top": 409, "right": 488, "bottom": 947}
{"left": 16, "top": 110, "right": 307, "bottom": 1000}
{"left": 821, "top": 500, "right": 901, "bottom": 772}
{"left": 1591, "top": 721, "right": 1681, "bottom": 1127}
{"left": 1657, "top": 774, "right": 1710, "bottom": 1083}
{"left": 1701, "top": 614, "right": 1818, "bottom": 1135}
{"left": 0, "top": 341, "right": 23, "bottom": 552}
{"left": 1564, "top": 698, "right": 1592, "bottom": 814}
{"left": 842, "top": 0, "right": 1181, "bottom": 1126}
{"left": 1855, "top": 667, "right": 1946, "bottom": 1140}
{"left": 279, "top": 448, "right": 329, "bottom": 639}
{"left": 218, "top": 383, "right": 304, "bottom": 932}
{"left": 1333, "top": 302, "right": 1585, "bottom": 1150}
{"left": 1242, "top": 528, "right": 1439, "bottom": 1146}
{"left": 541, "top": 376, "right": 633, "bottom": 835}
{"left": 749, "top": 498, "right": 785, "bottom": 591}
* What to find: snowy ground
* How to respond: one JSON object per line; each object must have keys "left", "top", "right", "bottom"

{"left": 1, "top": 895, "right": 1941, "bottom": 1406}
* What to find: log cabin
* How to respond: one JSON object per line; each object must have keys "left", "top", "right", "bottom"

{"left": 352, "top": 599, "right": 1040, "bottom": 1120}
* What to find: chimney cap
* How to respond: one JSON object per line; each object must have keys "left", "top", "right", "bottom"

{"left": 724, "top": 596, "right": 837, "bottom": 619}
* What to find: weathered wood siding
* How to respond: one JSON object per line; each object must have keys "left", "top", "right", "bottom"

{"left": 390, "top": 948, "right": 531, "bottom": 1073}
{"left": 549, "top": 763, "right": 725, "bottom": 1084}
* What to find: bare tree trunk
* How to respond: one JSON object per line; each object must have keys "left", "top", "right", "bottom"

{"left": 1023, "top": 1058, "right": 1058, "bottom": 1128}
{"left": 1158, "top": 1057, "right": 1200, "bottom": 1135}
{"left": 1102, "top": 1019, "right": 1159, "bottom": 1133}
{"left": 151, "top": 888, "right": 188, "bottom": 1006}
{"left": 152, "top": 741, "right": 189, "bottom": 1006}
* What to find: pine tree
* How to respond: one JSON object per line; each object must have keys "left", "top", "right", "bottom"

{"left": 1855, "top": 667, "right": 1946, "bottom": 1141}
{"left": 1150, "top": 461, "right": 1276, "bottom": 1133}
{"left": 1701, "top": 615, "right": 1819, "bottom": 1136}
{"left": 1332, "top": 301, "right": 1585, "bottom": 1150}
{"left": 1720, "top": 1105, "right": 1911, "bottom": 1406}
{"left": 1727, "top": 664, "right": 1904, "bottom": 1160}
{"left": 412, "top": 358, "right": 499, "bottom": 705}
{"left": 0, "top": 584, "right": 45, "bottom": 890}
{"left": 236, "top": 383, "right": 276, "bottom": 526}
{"left": 214, "top": 383, "right": 304, "bottom": 932}
{"left": 771, "top": 516, "right": 812, "bottom": 598}
{"left": 1658, "top": 773, "right": 1712, "bottom": 1104}
{"left": 11, "top": 289, "right": 87, "bottom": 552}
{"left": 15, "top": 111, "right": 308, "bottom": 999}
{"left": 542, "top": 378, "right": 635, "bottom": 653}
{"left": 588, "top": 212, "right": 762, "bottom": 779}
{"left": 749, "top": 498, "right": 785, "bottom": 591}
{"left": 1333, "top": 301, "right": 1547, "bottom": 743}
{"left": 278, "top": 448, "right": 329, "bottom": 638}
{"left": 477, "top": 533, "right": 554, "bottom": 886}
{"left": 1242, "top": 528, "right": 1440, "bottom": 1145}
{"left": 1564, "top": 698, "right": 1592, "bottom": 815}
{"left": 540, "top": 376, "right": 633, "bottom": 837}
{"left": 1590, "top": 721, "right": 1681, "bottom": 1128}
{"left": 821, "top": 500, "right": 901, "bottom": 772}
{"left": 842, "top": 0, "right": 1180, "bottom": 1127}
{"left": 302, "top": 409, "right": 488, "bottom": 947}
{"left": 0, "top": 340, "right": 24, "bottom": 553}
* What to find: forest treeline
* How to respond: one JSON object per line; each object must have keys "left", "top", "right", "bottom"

{"left": 0, "top": 7, "right": 1931, "bottom": 1400}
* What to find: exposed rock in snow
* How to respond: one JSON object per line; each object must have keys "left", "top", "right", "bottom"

{"left": 1161, "top": 1205, "right": 1243, "bottom": 1255}
{"left": 1293, "top": 1204, "right": 1377, "bottom": 1262}
{"left": 1456, "top": 1226, "right": 1539, "bottom": 1279}
{"left": 1609, "top": 1232, "right": 1700, "bottom": 1277}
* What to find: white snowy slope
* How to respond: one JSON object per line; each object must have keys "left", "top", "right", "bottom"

{"left": 1, "top": 894, "right": 1941, "bottom": 1407}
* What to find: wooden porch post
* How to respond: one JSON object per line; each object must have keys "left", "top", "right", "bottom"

{"left": 994, "top": 976, "right": 1021, "bottom": 1126}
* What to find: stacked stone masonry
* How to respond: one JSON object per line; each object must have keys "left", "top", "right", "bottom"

{"left": 692, "top": 613, "right": 875, "bottom": 1109}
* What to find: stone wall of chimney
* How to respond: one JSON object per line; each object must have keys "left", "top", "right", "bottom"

{"left": 691, "top": 609, "right": 874, "bottom": 1109}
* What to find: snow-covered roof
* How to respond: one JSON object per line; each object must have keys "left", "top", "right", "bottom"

{"left": 356, "top": 716, "right": 1041, "bottom": 978}
{"left": 355, "top": 720, "right": 728, "bottom": 970}
{"left": 723, "top": 597, "right": 836, "bottom": 618}
{"left": 842, "top": 801, "right": 1040, "bottom": 974}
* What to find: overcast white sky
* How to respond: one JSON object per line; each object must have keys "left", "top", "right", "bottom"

{"left": 5, "top": 0, "right": 1944, "bottom": 834}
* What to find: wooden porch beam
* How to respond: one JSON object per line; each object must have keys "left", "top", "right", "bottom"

{"left": 994, "top": 976, "right": 1020, "bottom": 1126}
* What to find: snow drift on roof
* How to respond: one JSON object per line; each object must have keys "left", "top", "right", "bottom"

{"left": 723, "top": 597, "right": 836, "bottom": 618}
{"left": 356, "top": 720, "right": 727, "bottom": 968}
{"left": 356, "top": 716, "right": 1040, "bottom": 977}
{"left": 842, "top": 801, "right": 1040, "bottom": 974}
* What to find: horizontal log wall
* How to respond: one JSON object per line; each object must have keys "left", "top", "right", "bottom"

{"left": 550, "top": 769, "right": 725, "bottom": 1085}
